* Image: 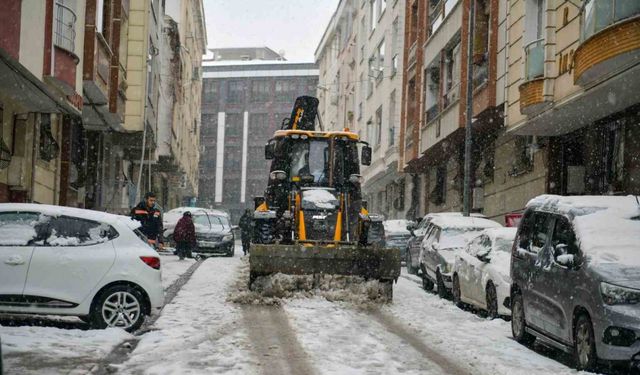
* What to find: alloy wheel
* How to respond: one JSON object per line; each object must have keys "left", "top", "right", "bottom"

{"left": 101, "top": 291, "right": 141, "bottom": 329}
{"left": 574, "top": 316, "right": 596, "bottom": 370}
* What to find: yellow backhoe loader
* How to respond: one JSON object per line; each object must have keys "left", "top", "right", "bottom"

{"left": 250, "top": 96, "right": 401, "bottom": 299}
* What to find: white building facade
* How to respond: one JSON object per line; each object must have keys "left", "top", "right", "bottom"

{"left": 316, "top": 0, "right": 408, "bottom": 219}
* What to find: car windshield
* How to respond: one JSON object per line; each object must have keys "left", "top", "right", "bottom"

{"left": 209, "top": 215, "right": 229, "bottom": 229}
{"left": 192, "top": 215, "right": 210, "bottom": 227}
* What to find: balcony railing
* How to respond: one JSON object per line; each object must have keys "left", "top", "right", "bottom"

{"left": 442, "top": 82, "right": 460, "bottom": 108}
{"left": 524, "top": 38, "right": 544, "bottom": 81}
{"left": 425, "top": 103, "right": 439, "bottom": 123}
{"left": 54, "top": 2, "right": 76, "bottom": 53}
{"left": 582, "top": 0, "right": 640, "bottom": 41}
{"left": 429, "top": 0, "right": 459, "bottom": 36}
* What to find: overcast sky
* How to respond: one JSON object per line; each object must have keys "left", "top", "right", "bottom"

{"left": 203, "top": 0, "right": 340, "bottom": 62}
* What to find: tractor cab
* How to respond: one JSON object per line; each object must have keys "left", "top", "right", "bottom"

{"left": 265, "top": 130, "right": 371, "bottom": 190}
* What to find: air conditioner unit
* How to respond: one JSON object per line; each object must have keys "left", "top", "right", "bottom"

{"left": 8, "top": 156, "right": 26, "bottom": 189}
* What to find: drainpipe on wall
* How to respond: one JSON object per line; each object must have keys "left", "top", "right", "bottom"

{"left": 30, "top": 114, "right": 38, "bottom": 203}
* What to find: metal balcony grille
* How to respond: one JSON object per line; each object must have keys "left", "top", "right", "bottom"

{"left": 54, "top": 2, "right": 76, "bottom": 52}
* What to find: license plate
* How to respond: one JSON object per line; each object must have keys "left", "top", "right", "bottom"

{"left": 198, "top": 241, "right": 217, "bottom": 247}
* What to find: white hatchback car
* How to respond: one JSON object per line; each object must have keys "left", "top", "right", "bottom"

{"left": 452, "top": 227, "right": 517, "bottom": 318}
{"left": 0, "top": 204, "right": 164, "bottom": 332}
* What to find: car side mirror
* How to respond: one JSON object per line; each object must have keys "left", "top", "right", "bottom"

{"left": 432, "top": 241, "right": 440, "bottom": 251}
{"left": 361, "top": 145, "right": 372, "bottom": 166}
{"left": 406, "top": 223, "right": 416, "bottom": 236}
{"left": 476, "top": 251, "right": 491, "bottom": 263}
{"left": 265, "top": 142, "right": 275, "bottom": 160}
{"left": 554, "top": 244, "right": 576, "bottom": 269}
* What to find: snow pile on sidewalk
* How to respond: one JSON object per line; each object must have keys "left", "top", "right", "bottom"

{"left": 227, "top": 258, "right": 391, "bottom": 305}
{"left": 0, "top": 326, "right": 132, "bottom": 374}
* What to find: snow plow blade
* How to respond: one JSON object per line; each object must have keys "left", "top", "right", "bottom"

{"left": 249, "top": 243, "right": 401, "bottom": 283}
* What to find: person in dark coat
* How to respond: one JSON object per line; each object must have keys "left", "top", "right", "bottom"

{"left": 131, "top": 192, "right": 164, "bottom": 250}
{"left": 238, "top": 209, "right": 253, "bottom": 255}
{"left": 173, "top": 211, "right": 197, "bottom": 260}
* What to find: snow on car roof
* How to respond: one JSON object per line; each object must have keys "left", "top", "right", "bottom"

{"left": 383, "top": 220, "right": 411, "bottom": 235}
{"left": 0, "top": 203, "right": 140, "bottom": 230}
{"left": 529, "top": 195, "right": 640, "bottom": 267}
{"left": 430, "top": 215, "right": 502, "bottom": 229}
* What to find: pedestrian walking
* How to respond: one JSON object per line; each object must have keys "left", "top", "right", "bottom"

{"left": 174, "top": 211, "right": 197, "bottom": 260}
{"left": 238, "top": 209, "right": 253, "bottom": 256}
{"left": 131, "top": 192, "right": 164, "bottom": 250}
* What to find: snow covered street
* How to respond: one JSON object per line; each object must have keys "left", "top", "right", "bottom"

{"left": 0, "top": 244, "right": 621, "bottom": 374}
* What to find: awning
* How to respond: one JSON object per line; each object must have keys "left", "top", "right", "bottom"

{"left": 0, "top": 48, "right": 78, "bottom": 115}
{"left": 82, "top": 96, "right": 123, "bottom": 132}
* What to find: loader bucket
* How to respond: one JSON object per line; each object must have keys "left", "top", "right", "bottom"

{"left": 249, "top": 243, "right": 401, "bottom": 286}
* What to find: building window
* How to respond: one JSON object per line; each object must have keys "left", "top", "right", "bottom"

{"left": 375, "top": 106, "right": 383, "bottom": 145}
{"left": 431, "top": 165, "right": 447, "bottom": 205}
{"left": 202, "top": 80, "right": 218, "bottom": 102}
{"left": 524, "top": 0, "right": 545, "bottom": 80}
{"left": 225, "top": 113, "right": 243, "bottom": 138}
{"left": 391, "top": 17, "right": 400, "bottom": 76}
{"left": 369, "top": 0, "right": 377, "bottom": 32}
{"left": 227, "top": 81, "right": 243, "bottom": 104}
{"left": 367, "top": 56, "right": 375, "bottom": 97}
{"left": 375, "top": 39, "right": 385, "bottom": 83}
{"left": 251, "top": 80, "right": 270, "bottom": 103}
{"left": 249, "top": 113, "right": 270, "bottom": 145}
{"left": 388, "top": 91, "right": 396, "bottom": 146}
{"left": 275, "top": 80, "right": 297, "bottom": 102}
{"left": 39, "top": 115, "right": 60, "bottom": 162}
{"left": 443, "top": 40, "right": 461, "bottom": 108}
{"left": 473, "top": 0, "right": 490, "bottom": 88}
{"left": 410, "top": 1, "right": 418, "bottom": 43}
{"left": 424, "top": 60, "right": 440, "bottom": 123}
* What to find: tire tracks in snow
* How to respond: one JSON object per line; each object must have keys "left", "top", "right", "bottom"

{"left": 365, "top": 307, "right": 473, "bottom": 375}
{"left": 242, "top": 305, "right": 317, "bottom": 375}
{"left": 90, "top": 258, "right": 205, "bottom": 374}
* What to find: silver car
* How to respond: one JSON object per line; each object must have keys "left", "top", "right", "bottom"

{"left": 510, "top": 195, "right": 640, "bottom": 371}
{"left": 419, "top": 216, "right": 502, "bottom": 298}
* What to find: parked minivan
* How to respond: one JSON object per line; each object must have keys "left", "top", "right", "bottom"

{"left": 510, "top": 195, "right": 640, "bottom": 371}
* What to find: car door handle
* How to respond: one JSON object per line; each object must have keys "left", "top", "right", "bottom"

{"left": 4, "top": 255, "right": 26, "bottom": 265}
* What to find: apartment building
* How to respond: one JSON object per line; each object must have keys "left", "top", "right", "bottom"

{"left": 316, "top": 0, "right": 408, "bottom": 219}
{"left": 501, "top": 0, "right": 640, "bottom": 204}
{"left": 199, "top": 49, "right": 318, "bottom": 221}
{"left": 399, "top": 0, "right": 508, "bottom": 220}
{"left": 157, "top": 0, "right": 207, "bottom": 209}
{"left": 0, "top": 0, "right": 85, "bottom": 205}
{"left": 82, "top": 0, "right": 131, "bottom": 211}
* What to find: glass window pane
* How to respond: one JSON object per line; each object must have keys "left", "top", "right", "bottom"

{"left": 0, "top": 212, "right": 43, "bottom": 246}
